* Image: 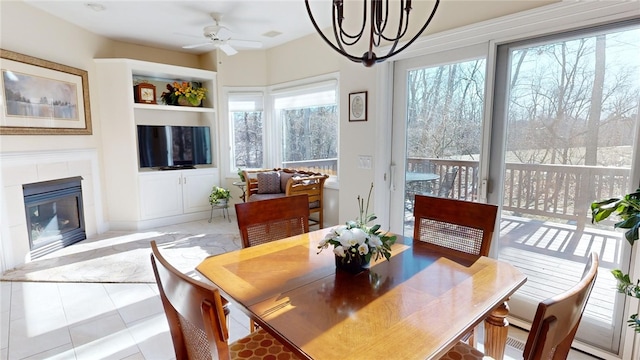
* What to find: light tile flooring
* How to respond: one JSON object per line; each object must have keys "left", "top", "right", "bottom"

{"left": 1, "top": 217, "right": 600, "bottom": 359}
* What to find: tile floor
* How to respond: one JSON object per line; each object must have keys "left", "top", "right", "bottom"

{"left": 1, "top": 217, "right": 599, "bottom": 360}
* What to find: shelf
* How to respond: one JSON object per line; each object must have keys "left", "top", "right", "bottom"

{"left": 133, "top": 103, "right": 215, "bottom": 113}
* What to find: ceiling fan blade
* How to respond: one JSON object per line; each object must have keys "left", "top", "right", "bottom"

{"left": 228, "top": 39, "right": 263, "bottom": 49}
{"left": 219, "top": 43, "right": 238, "bottom": 56}
{"left": 182, "top": 42, "right": 212, "bottom": 49}
{"left": 216, "top": 27, "right": 233, "bottom": 41}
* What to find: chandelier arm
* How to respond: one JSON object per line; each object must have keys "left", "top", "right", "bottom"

{"left": 338, "top": 0, "right": 368, "bottom": 44}
{"left": 304, "top": 0, "right": 365, "bottom": 64}
{"left": 374, "top": 0, "right": 440, "bottom": 63}
{"left": 376, "top": 0, "right": 410, "bottom": 42}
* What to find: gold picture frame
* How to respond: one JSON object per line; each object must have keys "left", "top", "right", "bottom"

{"left": 349, "top": 91, "right": 367, "bottom": 122}
{"left": 0, "top": 49, "right": 92, "bottom": 135}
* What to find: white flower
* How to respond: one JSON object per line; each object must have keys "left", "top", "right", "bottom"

{"left": 339, "top": 227, "right": 367, "bottom": 248}
{"left": 358, "top": 243, "right": 369, "bottom": 255}
{"left": 368, "top": 234, "right": 382, "bottom": 248}
{"left": 333, "top": 246, "right": 346, "bottom": 257}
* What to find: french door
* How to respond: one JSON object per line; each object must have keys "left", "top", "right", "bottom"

{"left": 390, "top": 21, "right": 640, "bottom": 356}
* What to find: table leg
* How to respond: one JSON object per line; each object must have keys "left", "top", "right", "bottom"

{"left": 483, "top": 300, "right": 510, "bottom": 360}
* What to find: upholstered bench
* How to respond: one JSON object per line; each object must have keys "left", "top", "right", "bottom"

{"left": 242, "top": 168, "right": 328, "bottom": 228}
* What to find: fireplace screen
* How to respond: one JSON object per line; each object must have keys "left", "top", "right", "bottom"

{"left": 23, "top": 177, "right": 86, "bottom": 258}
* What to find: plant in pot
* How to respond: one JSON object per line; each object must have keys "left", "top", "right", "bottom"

{"left": 591, "top": 188, "right": 640, "bottom": 332}
{"left": 209, "top": 186, "right": 231, "bottom": 206}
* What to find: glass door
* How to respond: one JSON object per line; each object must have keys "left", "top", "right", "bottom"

{"left": 489, "top": 22, "right": 640, "bottom": 353}
{"left": 390, "top": 45, "right": 489, "bottom": 237}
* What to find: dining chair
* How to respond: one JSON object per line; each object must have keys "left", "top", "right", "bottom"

{"left": 440, "top": 252, "right": 599, "bottom": 360}
{"left": 150, "top": 240, "right": 299, "bottom": 360}
{"left": 413, "top": 195, "right": 498, "bottom": 260}
{"left": 235, "top": 194, "right": 310, "bottom": 248}
{"left": 413, "top": 195, "right": 499, "bottom": 345}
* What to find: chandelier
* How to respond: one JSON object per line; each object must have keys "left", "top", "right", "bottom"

{"left": 305, "top": 0, "right": 440, "bottom": 67}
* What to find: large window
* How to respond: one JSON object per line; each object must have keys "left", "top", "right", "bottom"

{"left": 227, "top": 75, "right": 339, "bottom": 176}
{"left": 272, "top": 81, "right": 338, "bottom": 175}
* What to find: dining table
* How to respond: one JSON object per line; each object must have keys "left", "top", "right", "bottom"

{"left": 196, "top": 227, "right": 527, "bottom": 360}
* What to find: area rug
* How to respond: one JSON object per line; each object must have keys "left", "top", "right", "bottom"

{"left": 1, "top": 230, "right": 242, "bottom": 283}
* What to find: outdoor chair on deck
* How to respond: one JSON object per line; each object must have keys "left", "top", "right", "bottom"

{"left": 440, "top": 252, "right": 599, "bottom": 360}
{"left": 235, "top": 194, "right": 310, "bottom": 248}
{"left": 437, "top": 167, "right": 458, "bottom": 198}
{"left": 150, "top": 240, "right": 299, "bottom": 360}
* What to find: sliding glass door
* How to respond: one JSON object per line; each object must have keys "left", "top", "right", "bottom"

{"left": 390, "top": 45, "right": 488, "bottom": 236}
{"left": 489, "top": 22, "right": 640, "bottom": 353}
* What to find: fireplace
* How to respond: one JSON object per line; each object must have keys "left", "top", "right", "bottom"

{"left": 23, "top": 176, "right": 86, "bottom": 259}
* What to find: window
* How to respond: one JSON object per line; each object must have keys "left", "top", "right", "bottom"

{"left": 227, "top": 75, "right": 339, "bottom": 177}
{"left": 229, "top": 93, "right": 264, "bottom": 169}
{"left": 272, "top": 81, "right": 338, "bottom": 175}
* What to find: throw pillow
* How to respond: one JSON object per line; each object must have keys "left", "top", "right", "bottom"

{"left": 257, "top": 172, "right": 281, "bottom": 194}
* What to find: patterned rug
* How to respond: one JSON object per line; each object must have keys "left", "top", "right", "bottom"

{"left": 1, "top": 230, "right": 242, "bottom": 283}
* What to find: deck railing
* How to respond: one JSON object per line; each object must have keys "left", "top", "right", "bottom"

{"left": 407, "top": 157, "right": 631, "bottom": 226}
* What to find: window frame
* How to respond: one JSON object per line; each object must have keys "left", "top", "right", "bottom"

{"left": 223, "top": 72, "right": 340, "bottom": 180}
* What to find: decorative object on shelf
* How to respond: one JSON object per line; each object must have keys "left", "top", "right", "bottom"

{"left": 304, "top": 0, "right": 440, "bottom": 67}
{"left": 349, "top": 91, "right": 367, "bottom": 122}
{"left": 0, "top": 49, "right": 92, "bottom": 135}
{"left": 133, "top": 82, "right": 157, "bottom": 104}
{"left": 318, "top": 183, "right": 396, "bottom": 274}
{"left": 209, "top": 185, "right": 231, "bottom": 206}
{"left": 160, "top": 81, "right": 207, "bottom": 107}
{"left": 591, "top": 188, "right": 640, "bottom": 333}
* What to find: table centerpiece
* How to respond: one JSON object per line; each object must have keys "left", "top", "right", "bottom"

{"left": 318, "top": 183, "right": 396, "bottom": 274}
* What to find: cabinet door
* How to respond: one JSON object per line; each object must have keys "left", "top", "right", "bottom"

{"left": 183, "top": 171, "right": 216, "bottom": 213}
{"left": 139, "top": 172, "right": 183, "bottom": 219}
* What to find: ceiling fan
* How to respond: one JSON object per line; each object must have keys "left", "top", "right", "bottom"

{"left": 182, "top": 14, "right": 262, "bottom": 56}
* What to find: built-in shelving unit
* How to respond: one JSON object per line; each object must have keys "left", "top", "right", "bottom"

{"left": 94, "top": 58, "right": 219, "bottom": 230}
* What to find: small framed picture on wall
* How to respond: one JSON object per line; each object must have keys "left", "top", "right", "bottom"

{"left": 349, "top": 91, "right": 367, "bottom": 122}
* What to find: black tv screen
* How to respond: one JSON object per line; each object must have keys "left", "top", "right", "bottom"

{"left": 137, "top": 125, "right": 212, "bottom": 169}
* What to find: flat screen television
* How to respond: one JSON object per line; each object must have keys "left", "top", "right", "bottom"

{"left": 137, "top": 125, "right": 212, "bottom": 169}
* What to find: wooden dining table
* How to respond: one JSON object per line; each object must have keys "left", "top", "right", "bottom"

{"left": 197, "top": 227, "right": 527, "bottom": 360}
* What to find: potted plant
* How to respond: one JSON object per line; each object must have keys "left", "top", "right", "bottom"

{"left": 591, "top": 188, "right": 640, "bottom": 332}
{"left": 209, "top": 186, "right": 231, "bottom": 206}
{"left": 160, "top": 81, "right": 207, "bottom": 107}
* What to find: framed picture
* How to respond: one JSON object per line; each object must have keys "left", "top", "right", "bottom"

{"left": 0, "top": 49, "right": 92, "bottom": 135}
{"left": 349, "top": 91, "right": 367, "bottom": 122}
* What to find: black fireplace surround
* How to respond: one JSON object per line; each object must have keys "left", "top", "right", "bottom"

{"left": 23, "top": 176, "right": 86, "bottom": 259}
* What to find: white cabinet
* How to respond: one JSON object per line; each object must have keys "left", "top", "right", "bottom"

{"left": 94, "top": 58, "right": 219, "bottom": 229}
{"left": 139, "top": 169, "right": 215, "bottom": 220}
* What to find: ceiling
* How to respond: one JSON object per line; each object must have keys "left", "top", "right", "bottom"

{"left": 24, "top": 1, "right": 333, "bottom": 55}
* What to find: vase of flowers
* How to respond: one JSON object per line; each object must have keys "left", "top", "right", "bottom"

{"left": 318, "top": 183, "right": 396, "bottom": 274}
{"left": 161, "top": 81, "right": 207, "bottom": 107}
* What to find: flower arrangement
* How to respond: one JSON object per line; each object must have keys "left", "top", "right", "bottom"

{"left": 161, "top": 81, "right": 207, "bottom": 106}
{"left": 318, "top": 183, "right": 396, "bottom": 267}
{"left": 209, "top": 186, "right": 231, "bottom": 205}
